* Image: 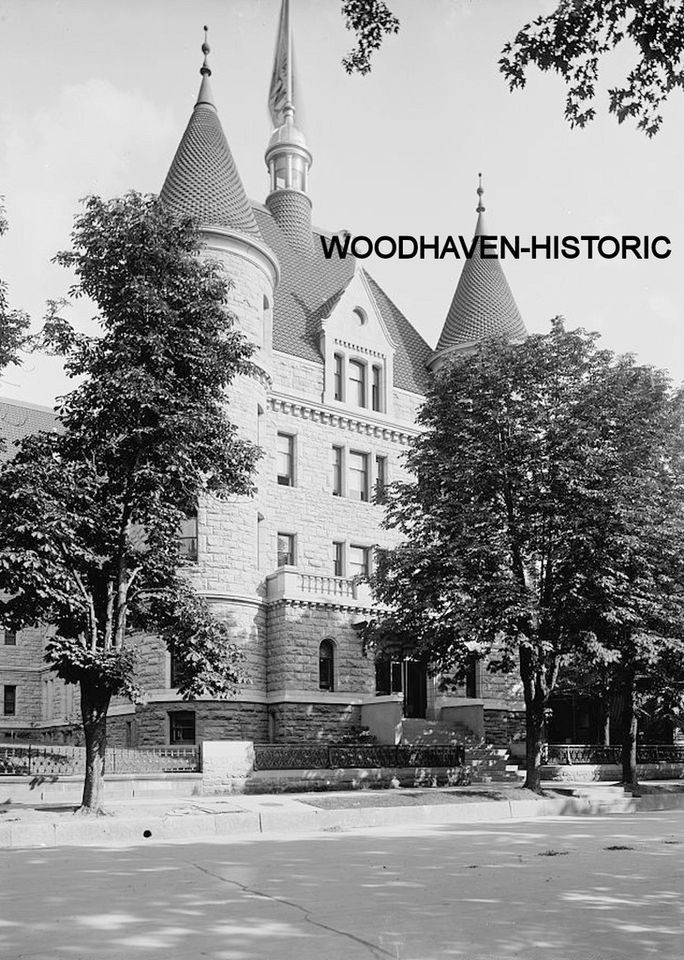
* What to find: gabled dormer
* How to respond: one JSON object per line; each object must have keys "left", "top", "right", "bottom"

{"left": 319, "top": 268, "right": 396, "bottom": 418}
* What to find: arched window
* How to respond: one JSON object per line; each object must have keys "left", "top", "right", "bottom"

{"left": 319, "top": 639, "right": 335, "bottom": 691}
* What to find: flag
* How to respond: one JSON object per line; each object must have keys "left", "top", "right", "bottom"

{"left": 268, "top": 0, "right": 298, "bottom": 127}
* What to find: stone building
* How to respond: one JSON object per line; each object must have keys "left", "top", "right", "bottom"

{"left": 0, "top": 13, "right": 527, "bottom": 748}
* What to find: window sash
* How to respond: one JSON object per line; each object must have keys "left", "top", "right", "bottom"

{"left": 348, "top": 544, "right": 370, "bottom": 579}
{"left": 169, "top": 711, "right": 195, "bottom": 744}
{"left": 179, "top": 512, "right": 198, "bottom": 561}
{"left": 277, "top": 533, "right": 295, "bottom": 567}
{"left": 371, "top": 365, "right": 382, "bottom": 412}
{"left": 332, "top": 446, "right": 343, "bottom": 496}
{"left": 3, "top": 629, "right": 16, "bottom": 646}
{"left": 319, "top": 641, "right": 335, "bottom": 691}
{"left": 277, "top": 433, "right": 294, "bottom": 486}
{"left": 3, "top": 685, "right": 16, "bottom": 716}
{"left": 348, "top": 360, "right": 366, "bottom": 407}
{"left": 348, "top": 451, "right": 369, "bottom": 501}
{"left": 333, "top": 541, "right": 344, "bottom": 577}
{"left": 333, "top": 354, "right": 343, "bottom": 401}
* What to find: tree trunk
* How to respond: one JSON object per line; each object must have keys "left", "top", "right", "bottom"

{"left": 621, "top": 673, "right": 639, "bottom": 792}
{"left": 601, "top": 695, "right": 611, "bottom": 746}
{"left": 78, "top": 681, "right": 111, "bottom": 814}
{"left": 523, "top": 698, "right": 546, "bottom": 793}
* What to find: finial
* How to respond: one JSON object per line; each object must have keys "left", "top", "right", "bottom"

{"left": 200, "top": 25, "right": 211, "bottom": 77}
{"left": 476, "top": 172, "right": 485, "bottom": 213}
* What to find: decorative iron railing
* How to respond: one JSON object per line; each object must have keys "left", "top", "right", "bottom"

{"left": 542, "top": 743, "right": 684, "bottom": 765}
{"left": 253, "top": 743, "right": 465, "bottom": 771}
{"left": 0, "top": 743, "right": 200, "bottom": 776}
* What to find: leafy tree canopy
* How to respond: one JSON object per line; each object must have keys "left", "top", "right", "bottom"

{"left": 0, "top": 193, "right": 260, "bottom": 809}
{"left": 0, "top": 199, "right": 29, "bottom": 381}
{"left": 366, "top": 321, "right": 684, "bottom": 790}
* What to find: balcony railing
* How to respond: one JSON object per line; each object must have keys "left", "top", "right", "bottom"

{"left": 266, "top": 568, "right": 373, "bottom": 605}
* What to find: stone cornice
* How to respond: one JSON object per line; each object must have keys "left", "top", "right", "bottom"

{"left": 268, "top": 391, "right": 418, "bottom": 444}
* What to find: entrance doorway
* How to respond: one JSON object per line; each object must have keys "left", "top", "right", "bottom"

{"left": 375, "top": 659, "right": 428, "bottom": 719}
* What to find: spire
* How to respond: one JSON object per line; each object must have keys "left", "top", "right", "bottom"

{"left": 160, "top": 28, "right": 261, "bottom": 238}
{"left": 265, "top": 0, "right": 314, "bottom": 253}
{"left": 195, "top": 25, "right": 214, "bottom": 107}
{"left": 431, "top": 178, "right": 526, "bottom": 363}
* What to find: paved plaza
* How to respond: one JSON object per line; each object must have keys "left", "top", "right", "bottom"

{"left": 1, "top": 809, "right": 683, "bottom": 960}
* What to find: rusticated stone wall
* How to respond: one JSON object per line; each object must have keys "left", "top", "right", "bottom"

{"left": 483, "top": 708, "right": 526, "bottom": 744}
{"left": 132, "top": 700, "right": 269, "bottom": 745}
{"left": 268, "top": 700, "right": 363, "bottom": 743}
{"left": 266, "top": 601, "right": 375, "bottom": 694}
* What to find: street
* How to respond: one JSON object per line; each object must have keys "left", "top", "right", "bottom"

{"left": 2, "top": 811, "right": 683, "bottom": 960}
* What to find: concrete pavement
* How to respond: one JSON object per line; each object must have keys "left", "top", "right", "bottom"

{"left": 1, "top": 809, "right": 683, "bottom": 959}
{"left": 2, "top": 781, "right": 684, "bottom": 848}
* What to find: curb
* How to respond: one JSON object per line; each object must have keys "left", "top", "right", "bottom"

{"left": 1, "top": 790, "right": 684, "bottom": 849}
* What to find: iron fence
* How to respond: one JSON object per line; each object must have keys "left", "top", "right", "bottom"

{"left": 253, "top": 743, "right": 465, "bottom": 771}
{"left": 0, "top": 743, "right": 200, "bottom": 776}
{"left": 543, "top": 743, "right": 684, "bottom": 765}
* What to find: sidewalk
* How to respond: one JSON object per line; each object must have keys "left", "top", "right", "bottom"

{"left": 2, "top": 780, "right": 684, "bottom": 848}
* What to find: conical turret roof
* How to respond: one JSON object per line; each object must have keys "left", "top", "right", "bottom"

{"left": 434, "top": 180, "right": 525, "bottom": 356}
{"left": 161, "top": 30, "right": 261, "bottom": 238}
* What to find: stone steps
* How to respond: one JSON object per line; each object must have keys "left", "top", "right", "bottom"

{"left": 398, "top": 719, "right": 523, "bottom": 785}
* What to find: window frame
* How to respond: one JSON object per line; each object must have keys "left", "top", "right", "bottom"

{"left": 3, "top": 685, "right": 16, "bottom": 717}
{"left": 348, "top": 359, "right": 367, "bottom": 409}
{"left": 169, "top": 710, "right": 195, "bottom": 745}
{"left": 333, "top": 541, "right": 344, "bottom": 577}
{"left": 348, "top": 450, "right": 370, "bottom": 502}
{"left": 348, "top": 543, "right": 372, "bottom": 579}
{"left": 332, "top": 445, "right": 344, "bottom": 497}
{"left": 179, "top": 510, "right": 198, "bottom": 562}
{"left": 276, "top": 432, "right": 295, "bottom": 487}
{"left": 319, "top": 639, "right": 336, "bottom": 692}
{"left": 3, "top": 629, "right": 16, "bottom": 646}
{"left": 277, "top": 532, "right": 296, "bottom": 568}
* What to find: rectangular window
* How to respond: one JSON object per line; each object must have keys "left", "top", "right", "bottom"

{"left": 375, "top": 455, "right": 387, "bottom": 501}
{"left": 348, "top": 450, "right": 370, "bottom": 502}
{"left": 333, "top": 353, "right": 343, "bottom": 401}
{"left": 169, "top": 710, "right": 195, "bottom": 744}
{"left": 332, "top": 445, "right": 343, "bottom": 496}
{"left": 348, "top": 544, "right": 371, "bottom": 579}
{"left": 3, "top": 685, "right": 16, "bottom": 717}
{"left": 371, "top": 365, "right": 382, "bottom": 412}
{"left": 277, "top": 532, "right": 295, "bottom": 567}
{"left": 276, "top": 433, "right": 295, "bottom": 486}
{"left": 333, "top": 541, "right": 344, "bottom": 577}
{"left": 3, "top": 629, "right": 16, "bottom": 646}
{"left": 179, "top": 511, "right": 198, "bottom": 562}
{"left": 348, "top": 360, "right": 366, "bottom": 408}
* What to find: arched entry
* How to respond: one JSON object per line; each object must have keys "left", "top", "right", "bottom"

{"left": 375, "top": 658, "right": 427, "bottom": 719}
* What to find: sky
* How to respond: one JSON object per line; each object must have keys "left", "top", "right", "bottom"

{"left": 1, "top": 0, "right": 683, "bottom": 406}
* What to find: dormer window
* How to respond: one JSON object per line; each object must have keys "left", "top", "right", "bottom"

{"left": 348, "top": 360, "right": 366, "bottom": 408}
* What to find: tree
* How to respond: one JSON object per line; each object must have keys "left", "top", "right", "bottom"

{"left": 0, "top": 199, "right": 29, "bottom": 387}
{"left": 365, "top": 321, "right": 684, "bottom": 792}
{"left": 341, "top": 1, "right": 683, "bottom": 136}
{"left": 500, "top": 0, "right": 684, "bottom": 137}
{"left": 341, "top": 0, "right": 400, "bottom": 75}
{"left": 0, "top": 193, "right": 260, "bottom": 813}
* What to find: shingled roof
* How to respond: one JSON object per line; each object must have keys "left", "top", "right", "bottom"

{"left": 0, "top": 398, "right": 57, "bottom": 463}
{"left": 435, "top": 207, "right": 526, "bottom": 354}
{"left": 160, "top": 74, "right": 261, "bottom": 239}
{"left": 253, "top": 205, "right": 432, "bottom": 395}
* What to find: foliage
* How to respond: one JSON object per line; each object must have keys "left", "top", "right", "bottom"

{"left": 365, "top": 320, "right": 684, "bottom": 789}
{"left": 0, "top": 191, "right": 259, "bottom": 720}
{"left": 341, "top": 0, "right": 400, "bottom": 75}
{"left": 500, "top": 0, "right": 684, "bottom": 136}
{"left": 0, "top": 199, "right": 30, "bottom": 381}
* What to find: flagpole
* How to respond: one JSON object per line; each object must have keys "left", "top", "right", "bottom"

{"left": 286, "top": 0, "right": 293, "bottom": 116}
